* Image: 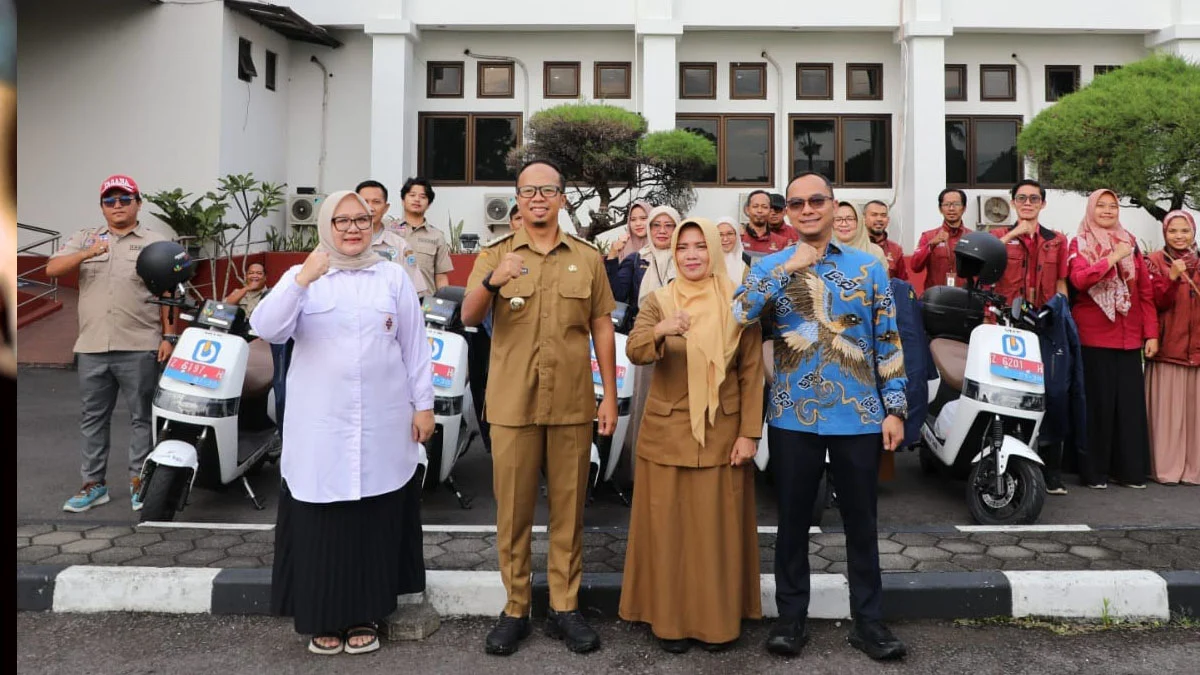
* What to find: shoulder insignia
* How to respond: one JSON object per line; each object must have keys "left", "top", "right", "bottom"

{"left": 568, "top": 233, "right": 598, "bottom": 250}
{"left": 483, "top": 232, "right": 515, "bottom": 247}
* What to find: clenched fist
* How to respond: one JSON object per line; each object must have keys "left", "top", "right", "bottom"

{"left": 607, "top": 232, "right": 630, "bottom": 260}
{"left": 783, "top": 242, "right": 821, "bottom": 274}
{"left": 491, "top": 252, "right": 525, "bottom": 286}
{"left": 296, "top": 250, "right": 331, "bottom": 287}
{"left": 1109, "top": 242, "right": 1134, "bottom": 265}
{"left": 1169, "top": 258, "right": 1188, "bottom": 281}
{"left": 655, "top": 310, "right": 691, "bottom": 338}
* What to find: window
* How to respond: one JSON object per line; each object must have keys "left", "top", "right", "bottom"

{"left": 675, "top": 114, "right": 773, "bottom": 186}
{"left": 1093, "top": 64, "right": 1120, "bottom": 77}
{"left": 544, "top": 62, "right": 580, "bottom": 98}
{"left": 789, "top": 115, "right": 891, "bottom": 187}
{"left": 237, "top": 38, "right": 256, "bottom": 82}
{"left": 980, "top": 65, "right": 1016, "bottom": 101}
{"left": 945, "top": 116, "right": 1023, "bottom": 187}
{"left": 1045, "top": 65, "right": 1080, "bottom": 101}
{"left": 796, "top": 63, "right": 833, "bottom": 100}
{"left": 478, "top": 62, "right": 514, "bottom": 98}
{"left": 594, "top": 62, "right": 631, "bottom": 99}
{"left": 418, "top": 113, "right": 523, "bottom": 184}
{"left": 427, "top": 61, "right": 464, "bottom": 98}
{"left": 847, "top": 63, "right": 883, "bottom": 100}
{"left": 680, "top": 62, "right": 717, "bottom": 99}
{"left": 264, "top": 50, "right": 277, "bottom": 91}
{"left": 730, "top": 62, "right": 767, "bottom": 99}
{"left": 945, "top": 64, "right": 967, "bottom": 101}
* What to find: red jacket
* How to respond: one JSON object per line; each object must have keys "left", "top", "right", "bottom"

{"left": 1146, "top": 250, "right": 1200, "bottom": 367}
{"left": 772, "top": 223, "right": 801, "bottom": 245}
{"left": 910, "top": 223, "right": 967, "bottom": 289}
{"left": 991, "top": 224, "right": 1068, "bottom": 308}
{"left": 872, "top": 234, "right": 908, "bottom": 280}
{"left": 1067, "top": 238, "right": 1158, "bottom": 350}
{"left": 742, "top": 225, "right": 790, "bottom": 254}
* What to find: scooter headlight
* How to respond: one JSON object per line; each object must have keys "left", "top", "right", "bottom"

{"left": 962, "top": 379, "right": 1044, "bottom": 412}
{"left": 153, "top": 389, "right": 239, "bottom": 418}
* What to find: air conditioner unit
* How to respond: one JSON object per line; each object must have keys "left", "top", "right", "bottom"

{"left": 287, "top": 193, "right": 325, "bottom": 228}
{"left": 483, "top": 193, "right": 512, "bottom": 230}
{"left": 976, "top": 193, "right": 1015, "bottom": 229}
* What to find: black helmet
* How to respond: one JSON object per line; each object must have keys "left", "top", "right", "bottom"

{"left": 953, "top": 231, "right": 1007, "bottom": 286}
{"left": 136, "top": 241, "right": 195, "bottom": 296}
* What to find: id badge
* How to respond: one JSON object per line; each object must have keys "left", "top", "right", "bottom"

{"left": 946, "top": 273, "right": 957, "bottom": 286}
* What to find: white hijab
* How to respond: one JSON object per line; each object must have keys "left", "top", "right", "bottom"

{"left": 716, "top": 216, "right": 747, "bottom": 282}
{"left": 637, "top": 205, "right": 681, "bottom": 303}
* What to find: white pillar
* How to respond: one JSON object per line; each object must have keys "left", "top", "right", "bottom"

{"left": 366, "top": 21, "right": 419, "bottom": 197}
{"left": 896, "top": 34, "right": 948, "bottom": 250}
{"left": 638, "top": 32, "right": 680, "bottom": 132}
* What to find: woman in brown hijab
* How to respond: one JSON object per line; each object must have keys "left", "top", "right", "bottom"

{"left": 618, "top": 217, "right": 764, "bottom": 653}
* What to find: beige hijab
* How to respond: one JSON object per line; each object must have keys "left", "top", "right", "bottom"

{"left": 836, "top": 201, "right": 888, "bottom": 267}
{"left": 638, "top": 205, "right": 681, "bottom": 303}
{"left": 717, "top": 215, "right": 748, "bottom": 282}
{"left": 317, "top": 190, "right": 384, "bottom": 271}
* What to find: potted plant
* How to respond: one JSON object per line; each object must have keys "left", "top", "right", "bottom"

{"left": 143, "top": 188, "right": 230, "bottom": 258}
{"left": 208, "top": 173, "right": 286, "bottom": 298}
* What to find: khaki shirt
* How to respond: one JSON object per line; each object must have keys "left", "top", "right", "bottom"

{"left": 52, "top": 224, "right": 166, "bottom": 353}
{"left": 408, "top": 221, "right": 454, "bottom": 292}
{"left": 371, "top": 228, "right": 429, "bottom": 296}
{"left": 237, "top": 287, "right": 268, "bottom": 318}
{"left": 468, "top": 228, "right": 616, "bottom": 426}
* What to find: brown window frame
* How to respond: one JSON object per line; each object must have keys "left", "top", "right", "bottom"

{"left": 846, "top": 63, "right": 884, "bottom": 101}
{"left": 945, "top": 115, "right": 1025, "bottom": 189}
{"left": 796, "top": 63, "right": 833, "bottom": 100}
{"left": 679, "top": 62, "right": 717, "bottom": 99}
{"left": 543, "top": 61, "right": 581, "bottom": 99}
{"left": 980, "top": 64, "right": 1017, "bottom": 102}
{"left": 594, "top": 61, "right": 632, "bottom": 99}
{"left": 945, "top": 64, "right": 967, "bottom": 101}
{"left": 426, "top": 61, "right": 464, "bottom": 99}
{"left": 787, "top": 114, "right": 893, "bottom": 188}
{"left": 1045, "top": 65, "right": 1080, "bottom": 101}
{"left": 730, "top": 62, "right": 767, "bottom": 100}
{"left": 1093, "top": 64, "right": 1120, "bottom": 77}
{"left": 675, "top": 113, "right": 774, "bottom": 187}
{"left": 417, "top": 112, "right": 524, "bottom": 186}
{"left": 477, "top": 61, "right": 515, "bottom": 99}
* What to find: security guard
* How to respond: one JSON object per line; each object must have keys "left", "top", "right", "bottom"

{"left": 462, "top": 159, "right": 617, "bottom": 657}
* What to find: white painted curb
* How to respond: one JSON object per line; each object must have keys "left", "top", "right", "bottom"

{"left": 1004, "top": 570, "right": 1170, "bottom": 620}
{"left": 53, "top": 566, "right": 220, "bottom": 614}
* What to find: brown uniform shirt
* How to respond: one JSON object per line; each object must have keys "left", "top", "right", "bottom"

{"left": 236, "top": 287, "right": 268, "bottom": 318}
{"left": 51, "top": 224, "right": 166, "bottom": 353}
{"left": 408, "top": 221, "right": 454, "bottom": 292}
{"left": 468, "top": 228, "right": 616, "bottom": 426}
{"left": 371, "top": 229, "right": 429, "bottom": 296}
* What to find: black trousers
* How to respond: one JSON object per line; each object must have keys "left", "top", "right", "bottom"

{"left": 770, "top": 427, "right": 883, "bottom": 622}
{"left": 1079, "top": 346, "right": 1151, "bottom": 486}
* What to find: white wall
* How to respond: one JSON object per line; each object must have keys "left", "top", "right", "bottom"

{"left": 16, "top": 0, "right": 223, "bottom": 245}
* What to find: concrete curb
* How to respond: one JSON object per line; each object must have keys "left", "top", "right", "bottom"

{"left": 17, "top": 566, "right": 1199, "bottom": 621}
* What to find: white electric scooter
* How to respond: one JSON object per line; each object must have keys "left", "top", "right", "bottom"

{"left": 587, "top": 302, "right": 635, "bottom": 505}
{"left": 420, "top": 288, "right": 480, "bottom": 508}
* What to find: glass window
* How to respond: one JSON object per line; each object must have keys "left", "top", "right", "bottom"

{"left": 419, "top": 114, "right": 522, "bottom": 184}
{"left": 842, "top": 118, "right": 889, "bottom": 185}
{"left": 420, "top": 116, "right": 467, "bottom": 182}
{"left": 945, "top": 116, "right": 1022, "bottom": 187}
{"left": 474, "top": 117, "right": 520, "bottom": 182}
{"left": 981, "top": 65, "right": 1016, "bottom": 101}
{"left": 945, "top": 64, "right": 966, "bottom": 101}
{"left": 945, "top": 119, "right": 969, "bottom": 186}
{"left": 680, "top": 63, "right": 716, "bottom": 99}
{"left": 725, "top": 117, "right": 771, "bottom": 184}
{"left": 265, "top": 51, "right": 277, "bottom": 91}
{"left": 1045, "top": 65, "right": 1080, "bottom": 101}
{"left": 790, "top": 118, "right": 836, "bottom": 182}
{"left": 544, "top": 62, "right": 580, "bottom": 98}
{"left": 731, "top": 63, "right": 766, "bottom": 99}
{"left": 479, "top": 62, "right": 514, "bottom": 98}
{"left": 237, "top": 38, "right": 255, "bottom": 82}
{"left": 427, "top": 62, "right": 464, "bottom": 98}
{"left": 1093, "top": 64, "right": 1120, "bottom": 77}
{"left": 675, "top": 116, "right": 719, "bottom": 184}
{"left": 847, "top": 64, "right": 883, "bottom": 100}
{"left": 595, "top": 62, "right": 631, "bottom": 99}
{"left": 796, "top": 64, "right": 832, "bottom": 99}
{"left": 790, "top": 116, "right": 892, "bottom": 187}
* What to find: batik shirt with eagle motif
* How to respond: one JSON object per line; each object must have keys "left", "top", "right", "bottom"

{"left": 733, "top": 241, "right": 908, "bottom": 434}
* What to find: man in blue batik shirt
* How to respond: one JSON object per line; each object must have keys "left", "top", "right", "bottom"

{"left": 734, "top": 172, "right": 909, "bottom": 661}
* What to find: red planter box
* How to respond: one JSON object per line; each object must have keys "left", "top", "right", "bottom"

{"left": 447, "top": 253, "right": 479, "bottom": 287}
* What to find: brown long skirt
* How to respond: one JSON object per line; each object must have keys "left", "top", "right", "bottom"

{"left": 1145, "top": 361, "right": 1200, "bottom": 485}
{"left": 619, "top": 456, "right": 761, "bottom": 643}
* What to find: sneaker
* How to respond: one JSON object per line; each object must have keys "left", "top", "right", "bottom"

{"left": 1085, "top": 483, "right": 1108, "bottom": 490}
{"left": 848, "top": 619, "right": 907, "bottom": 661}
{"left": 765, "top": 616, "right": 809, "bottom": 656}
{"left": 63, "top": 482, "right": 110, "bottom": 513}
{"left": 1116, "top": 481, "right": 1146, "bottom": 489}
{"left": 484, "top": 613, "right": 530, "bottom": 656}
{"left": 544, "top": 609, "right": 601, "bottom": 654}
{"left": 130, "top": 477, "right": 144, "bottom": 511}
{"left": 1044, "top": 473, "right": 1068, "bottom": 495}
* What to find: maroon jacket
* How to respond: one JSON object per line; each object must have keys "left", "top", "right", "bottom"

{"left": 1067, "top": 238, "right": 1158, "bottom": 350}
{"left": 1147, "top": 249, "right": 1200, "bottom": 367}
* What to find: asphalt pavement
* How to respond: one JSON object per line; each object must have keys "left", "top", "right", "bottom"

{"left": 19, "top": 367, "right": 1200, "bottom": 530}
{"left": 16, "top": 613, "right": 1200, "bottom": 674}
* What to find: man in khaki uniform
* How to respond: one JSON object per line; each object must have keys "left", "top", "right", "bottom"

{"left": 463, "top": 160, "right": 618, "bottom": 657}
{"left": 397, "top": 177, "right": 453, "bottom": 292}
{"left": 356, "top": 179, "right": 430, "bottom": 297}
{"left": 46, "top": 174, "right": 175, "bottom": 513}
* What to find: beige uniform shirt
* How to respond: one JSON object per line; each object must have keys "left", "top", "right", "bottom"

{"left": 237, "top": 287, "right": 268, "bottom": 318}
{"left": 467, "top": 228, "right": 616, "bottom": 427}
{"left": 51, "top": 224, "right": 166, "bottom": 353}
{"left": 371, "top": 228, "right": 429, "bottom": 296}
{"left": 408, "top": 221, "right": 454, "bottom": 293}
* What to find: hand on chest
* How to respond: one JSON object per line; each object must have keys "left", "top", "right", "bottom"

{"left": 495, "top": 251, "right": 591, "bottom": 325}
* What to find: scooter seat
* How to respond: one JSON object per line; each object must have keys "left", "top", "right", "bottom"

{"left": 930, "top": 338, "right": 968, "bottom": 392}
{"left": 243, "top": 339, "right": 274, "bottom": 399}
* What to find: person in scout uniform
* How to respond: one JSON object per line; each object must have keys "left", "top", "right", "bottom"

{"left": 462, "top": 159, "right": 618, "bottom": 657}
{"left": 356, "top": 179, "right": 429, "bottom": 297}
{"left": 397, "top": 177, "right": 453, "bottom": 292}
{"left": 46, "top": 174, "right": 176, "bottom": 513}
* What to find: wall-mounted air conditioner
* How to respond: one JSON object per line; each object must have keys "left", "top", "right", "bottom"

{"left": 287, "top": 193, "right": 325, "bottom": 228}
{"left": 483, "top": 194, "right": 512, "bottom": 230}
{"left": 976, "top": 193, "right": 1015, "bottom": 229}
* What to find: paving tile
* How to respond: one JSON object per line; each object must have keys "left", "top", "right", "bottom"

{"left": 827, "top": 562, "right": 848, "bottom": 575}
{"left": 876, "top": 539, "right": 904, "bottom": 554}
{"left": 811, "top": 533, "right": 846, "bottom": 546}
{"left": 1019, "top": 540, "right": 1067, "bottom": 554}
{"left": 31, "top": 531, "right": 83, "bottom": 547}
{"left": 1148, "top": 543, "right": 1199, "bottom": 561}
{"left": 530, "top": 539, "right": 550, "bottom": 555}
{"left": 904, "top": 546, "right": 952, "bottom": 562}
{"left": 423, "top": 532, "right": 451, "bottom": 546}
{"left": 605, "top": 540, "right": 628, "bottom": 557}
{"left": 807, "top": 554, "right": 830, "bottom": 571}
{"left": 113, "top": 532, "right": 163, "bottom": 548}
{"left": 16, "top": 546, "right": 59, "bottom": 563}
{"left": 242, "top": 530, "right": 275, "bottom": 544}
{"left": 227, "top": 543, "right": 274, "bottom": 558}
{"left": 477, "top": 546, "right": 498, "bottom": 562}
{"left": 54, "top": 524, "right": 100, "bottom": 533}
{"left": 1001, "top": 558, "right": 1045, "bottom": 571}
{"left": 17, "top": 537, "right": 30, "bottom": 548}
{"left": 1048, "top": 532, "right": 1100, "bottom": 546}
{"left": 126, "top": 556, "right": 176, "bottom": 567}
{"left": 808, "top": 541, "right": 822, "bottom": 555}
{"left": 987, "top": 545, "right": 1035, "bottom": 560}
{"left": 1067, "top": 545, "right": 1111, "bottom": 560}
{"left": 890, "top": 533, "right": 938, "bottom": 547}
{"left": 1033, "top": 553, "right": 1089, "bottom": 570}
{"left": 207, "top": 557, "right": 262, "bottom": 569}
{"left": 582, "top": 531, "right": 613, "bottom": 546}
{"left": 760, "top": 547, "right": 775, "bottom": 564}
{"left": 143, "top": 540, "right": 194, "bottom": 556}
{"left": 878, "top": 554, "right": 916, "bottom": 571}
{"left": 937, "top": 540, "right": 986, "bottom": 555}
{"left": 1097, "top": 537, "right": 1149, "bottom": 553}
{"left": 1128, "top": 530, "right": 1179, "bottom": 545}
{"left": 530, "top": 553, "right": 548, "bottom": 570}
{"left": 15, "top": 524, "right": 54, "bottom": 538}
{"left": 162, "top": 529, "right": 208, "bottom": 542}
{"left": 433, "top": 552, "right": 484, "bottom": 569}
{"left": 41, "top": 553, "right": 91, "bottom": 565}
{"left": 441, "top": 537, "right": 489, "bottom": 554}
{"left": 83, "top": 526, "right": 137, "bottom": 540}
{"left": 89, "top": 547, "right": 143, "bottom": 565}
{"left": 968, "top": 533, "right": 1018, "bottom": 546}
{"left": 914, "top": 561, "right": 967, "bottom": 573}
{"left": 195, "top": 534, "right": 245, "bottom": 550}
{"left": 1088, "top": 559, "right": 1140, "bottom": 571}
{"left": 1118, "top": 550, "right": 1174, "bottom": 569}
{"left": 262, "top": 554, "right": 274, "bottom": 566}
{"left": 950, "top": 554, "right": 1003, "bottom": 570}
{"left": 175, "top": 549, "right": 228, "bottom": 566}
{"left": 61, "top": 538, "right": 112, "bottom": 555}
{"left": 819, "top": 546, "right": 847, "bottom": 562}
{"left": 422, "top": 544, "right": 445, "bottom": 559}
{"left": 582, "top": 547, "right": 614, "bottom": 563}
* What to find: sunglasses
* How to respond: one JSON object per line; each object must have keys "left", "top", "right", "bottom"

{"left": 101, "top": 195, "right": 136, "bottom": 208}
{"left": 786, "top": 195, "right": 833, "bottom": 210}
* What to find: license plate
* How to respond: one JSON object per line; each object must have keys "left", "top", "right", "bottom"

{"left": 591, "top": 359, "right": 626, "bottom": 390}
{"left": 432, "top": 362, "right": 455, "bottom": 389}
{"left": 989, "top": 353, "right": 1044, "bottom": 385}
{"left": 164, "top": 357, "right": 226, "bottom": 389}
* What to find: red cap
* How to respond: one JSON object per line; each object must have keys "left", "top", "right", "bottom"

{"left": 100, "top": 175, "right": 139, "bottom": 197}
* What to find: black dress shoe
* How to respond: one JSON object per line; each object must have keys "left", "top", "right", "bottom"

{"left": 658, "top": 637, "right": 691, "bottom": 654}
{"left": 765, "top": 617, "right": 809, "bottom": 656}
{"left": 848, "top": 619, "right": 907, "bottom": 660}
{"left": 484, "top": 613, "right": 531, "bottom": 656}
{"left": 701, "top": 638, "right": 736, "bottom": 653}
{"left": 545, "top": 609, "right": 601, "bottom": 653}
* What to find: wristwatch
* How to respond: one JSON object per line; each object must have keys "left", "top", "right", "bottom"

{"left": 482, "top": 271, "right": 501, "bottom": 294}
{"left": 163, "top": 334, "right": 179, "bottom": 345}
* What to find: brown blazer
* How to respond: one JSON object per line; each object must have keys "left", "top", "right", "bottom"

{"left": 626, "top": 294, "right": 764, "bottom": 468}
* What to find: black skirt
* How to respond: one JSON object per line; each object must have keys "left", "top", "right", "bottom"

{"left": 271, "top": 473, "right": 426, "bottom": 635}
{"left": 1079, "top": 346, "right": 1151, "bottom": 486}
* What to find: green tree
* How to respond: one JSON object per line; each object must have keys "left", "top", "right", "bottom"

{"left": 507, "top": 103, "right": 717, "bottom": 239}
{"left": 1018, "top": 54, "right": 1200, "bottom": 221}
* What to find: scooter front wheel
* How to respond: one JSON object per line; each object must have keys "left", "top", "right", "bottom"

{"left": 139, "top": 465, "right": 190, "bottom": 523}
{"left": 965, "top": 457, "right": 1045, "bottom": 525}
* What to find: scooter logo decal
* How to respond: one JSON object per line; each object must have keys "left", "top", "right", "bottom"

{"left": 193, "top": 340, "right": 221, "bottom": 364}
{"left": 429, "top": 337, "right": 444, "bottom": 361}
{"left": 1001, "top": 335, "right": 1026, "bottom": 358}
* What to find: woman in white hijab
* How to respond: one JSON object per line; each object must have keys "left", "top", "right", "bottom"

{"left": 716, "top": 216, "right": 749, "bottom": 283}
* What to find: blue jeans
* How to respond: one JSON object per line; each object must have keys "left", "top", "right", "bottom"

{"left": 270, "top": 340, "right": 293, "bottom": 429}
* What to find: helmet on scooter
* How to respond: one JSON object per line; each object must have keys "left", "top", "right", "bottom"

{"left": 953, "top": 232, "right": 1007, "bottom": 286}
{"left": 136, "top": 241, "right": 195, "bottom": 297}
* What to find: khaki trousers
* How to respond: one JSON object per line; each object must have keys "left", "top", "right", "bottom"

{"left": 491, "top": 423, "right": 592, "bottom": 617}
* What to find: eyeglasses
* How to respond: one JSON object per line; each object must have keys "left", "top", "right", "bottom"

{"left": 649, "top": 221, "right": 676, "bottom": 232}
{"left": 718, "top": 231, "right": 738, "bottom": 240}
{"left": 786, "top": 195, "right": 833, "bottom": 210}
{"left": 833, "top": 216, "right": 858, "bottom": 225}
{"left": 1012, "top": 195, "right": 1043, "bottom": 205}
{"left": 101, "top": 195, "right": 136, "bottom": 208}
{"left": 331, "top": 215, "right": 373, "bottom": 232}
{"left": 940, "top": 201, "right": 964, "bottom": 209}
{"left": 516, "top": 185, "right": 563, "bottom": 199}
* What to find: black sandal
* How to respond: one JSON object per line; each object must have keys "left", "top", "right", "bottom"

{"left": 308, "top": 633, "right": 343, "bottom": 655}
{"left": 344, "top": 625, "right": 380, "bottom": 655}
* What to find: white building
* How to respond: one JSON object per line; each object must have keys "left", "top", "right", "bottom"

{"left": 16, "top": 0, "right": 1200, "bottom": 251}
